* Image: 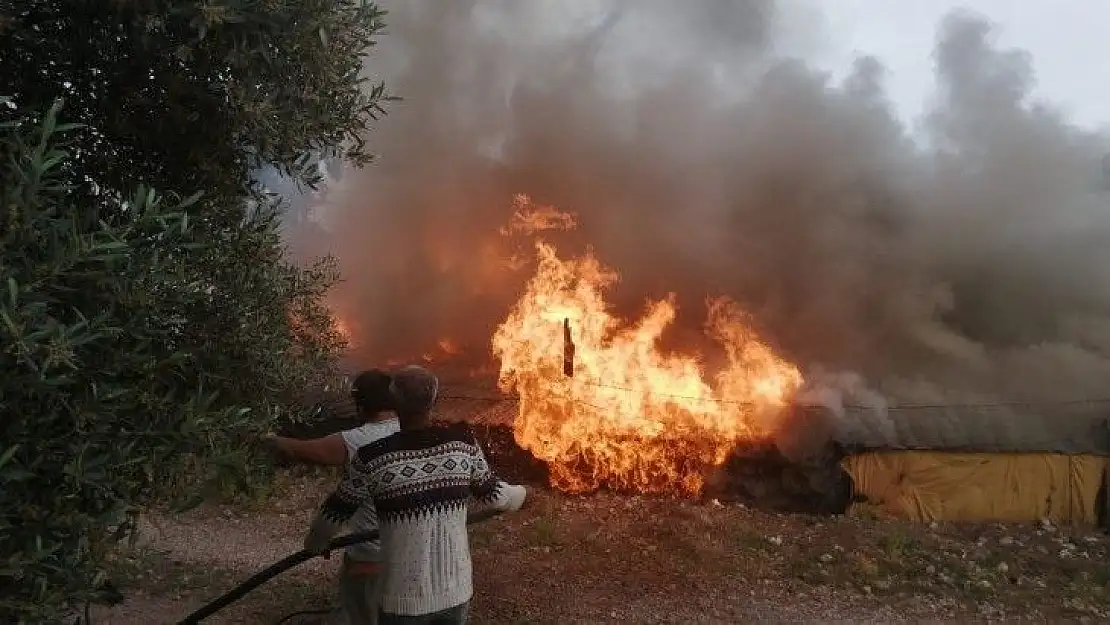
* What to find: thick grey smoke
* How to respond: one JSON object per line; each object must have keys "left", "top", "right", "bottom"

{"left": 294, "top": 1, "right": 1110, "bottom": 405}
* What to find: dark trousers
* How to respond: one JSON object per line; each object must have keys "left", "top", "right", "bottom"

{"left": 378, "top": 603, "right": 469, "bottom": 625}
{"left": 334, "top": 554, "right": 385, "bottom": 625}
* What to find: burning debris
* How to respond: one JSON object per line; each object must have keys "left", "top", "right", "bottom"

{"left": 493, "top": 198, "right": 804, "bottom": 496}
{"left": 295, "top": 198, "right": 832, "bottom": 508}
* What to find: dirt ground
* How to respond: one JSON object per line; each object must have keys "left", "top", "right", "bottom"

{"left": 91, "top": 467, "right": 1110, "bottom": 624}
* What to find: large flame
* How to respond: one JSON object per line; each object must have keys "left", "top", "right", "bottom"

{"left": 492, "top": 198, "right": 804, "bottom": 495}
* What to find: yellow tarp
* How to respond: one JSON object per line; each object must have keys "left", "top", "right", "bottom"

{"left": 842, "top": 451, "right": 1107, "bottom": 525}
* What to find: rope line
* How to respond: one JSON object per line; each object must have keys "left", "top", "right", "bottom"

{"left": 436, "top": 385, "right": 1110, "bottom": 412}
{"left": 379, "top": 335, "right": 1110, "bottom": 411}
{"left": 357, "top": 333, "right": 1110, "bottom": 411}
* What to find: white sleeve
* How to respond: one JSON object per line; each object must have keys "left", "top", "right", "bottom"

{"left": 494, "top": 481, "right": 527, "bottom": 512}
{"left": 338, "top": 429, "right": 362, "bottom": 463}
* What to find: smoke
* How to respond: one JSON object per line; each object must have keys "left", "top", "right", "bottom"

{"left": 292, "top": 1, "right": 1110, "bottom": 405}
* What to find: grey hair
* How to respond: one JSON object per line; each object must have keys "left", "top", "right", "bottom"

{"left": 389, "top": 365, "right": 439, "bottom": 415}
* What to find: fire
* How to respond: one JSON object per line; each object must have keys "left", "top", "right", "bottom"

{"left": 499, "top": 193, "right": 578, "bottom": 236}
{"left": 422, "top": 338, "right": 464, "bottom": 364}
{"left": 492, "top": 199, "right": 803, "bottom": 495}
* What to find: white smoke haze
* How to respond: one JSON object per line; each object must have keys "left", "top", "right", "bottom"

{"left": 291, "top": 1, "right": 1110, "bottom": 408}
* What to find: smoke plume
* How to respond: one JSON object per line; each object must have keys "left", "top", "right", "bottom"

{"left": 293, "top": 1, "right": 1110, "bottom": 406}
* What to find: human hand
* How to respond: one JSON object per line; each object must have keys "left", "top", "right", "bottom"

{"left": 505, "top": 484, "right": 528, "bottom": 512}
{"left": 258, "top": 433, "right": 285, "bottom": 459}
{"left": 303, "top": 532, "right": 333, "bottom": 559}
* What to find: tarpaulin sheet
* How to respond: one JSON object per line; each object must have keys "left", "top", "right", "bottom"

{"left": 842, "top": 451, "right": 1106, "bottom": 525}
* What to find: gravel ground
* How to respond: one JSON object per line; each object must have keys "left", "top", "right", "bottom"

{"left": 91, "top": 469, "right": 1110, "bottom": 624}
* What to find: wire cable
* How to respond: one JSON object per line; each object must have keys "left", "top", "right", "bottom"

{"left": 437, "top": 384, "right": 1110, "bottom": 412}
{"left": 390, "top": 333, "right": 1110, "bottom": 410}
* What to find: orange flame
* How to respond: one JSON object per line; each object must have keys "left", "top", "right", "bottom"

{"left": 421, "top": 338, "right": 466, "bottom": 364}
{"left": 499, "top": 193, "right": 578, "bottom": 236}
{"left": 492, "top": 200, "right": 803, "bottom": 495}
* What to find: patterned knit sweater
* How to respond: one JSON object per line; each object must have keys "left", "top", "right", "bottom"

{"left": 305, "top": 426, "right": 526, "bottom": 616}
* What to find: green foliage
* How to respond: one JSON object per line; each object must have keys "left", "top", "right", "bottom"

{"left": 0, "top": 1, "right": 388, "bottom": 622}
{"left": 1, "top": 101, "right": 203, "bottom": 621}
{"left": 2, "top": 0, "right": 389, "bottom": 197}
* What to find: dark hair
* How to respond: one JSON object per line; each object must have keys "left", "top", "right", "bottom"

{"left": 351, "top": 369, "right": 394, "bottom": 412}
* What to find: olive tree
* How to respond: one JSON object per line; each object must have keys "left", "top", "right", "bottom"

{"left": 0, "top": 1, "right": 388, "bottom": 621}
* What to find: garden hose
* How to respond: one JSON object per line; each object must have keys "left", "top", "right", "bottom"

{"left": 176, "top": 507, "right": 503, "bottom": 625}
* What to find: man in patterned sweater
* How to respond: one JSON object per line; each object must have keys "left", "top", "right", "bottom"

{"left": 305, "top": 365, "right": 527, "bottom": 625}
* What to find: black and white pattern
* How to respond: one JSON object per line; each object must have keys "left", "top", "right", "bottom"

{"left": 337, "top": 419, "right": 400, "bottom": 562}
{"left": 305, "top": 425, "right": 526, "bottom": 617}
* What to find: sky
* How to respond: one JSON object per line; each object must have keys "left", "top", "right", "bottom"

{"left": 813, "top": 0, "right": 1110, "bottom": 131}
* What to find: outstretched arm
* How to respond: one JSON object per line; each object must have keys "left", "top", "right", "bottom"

{"left": 304, "top": 455, "right": 375, "bottom": 553}
{"left": 265, "top": 434, "right": 348, "bottom": 467}
{"left": 468, "top": 443, "right": 527, "bottom": 513}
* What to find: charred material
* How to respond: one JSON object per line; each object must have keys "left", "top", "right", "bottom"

{"left": 439, "top": 421, "right": 551, "bottom": 487}
{"left": 705, "top": 439, "right": 852, "bottom": 515}
{"left": 450, "top": 422, "right": 851, "bottom": 514}
{"left": 279, "top": 385, "right": 851, "bottom": 514}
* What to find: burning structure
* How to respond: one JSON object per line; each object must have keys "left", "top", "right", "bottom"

{"left": 284, "top": 2, "right": 1110, "bottom": 526}
{"left": 491, "top": 196, "right": 803, "bottom": 496}
{"left": 297, "top": 195, "right": 1110, "bottom": 526}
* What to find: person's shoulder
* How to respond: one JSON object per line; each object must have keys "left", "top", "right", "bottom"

{"left": 394, "top": 424, "right": 481, "bottom": 453}
{"left": 353, "top": 425, "right": 480, "bottom": 463}
{"left": 341, "top": 419, "right": 400, "bottom": 446}
{"left": 352, "top": 430, "right": 406, "bottom": 464}
{"left": 429, "top": 422, "right": 481, "bottom": 448}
